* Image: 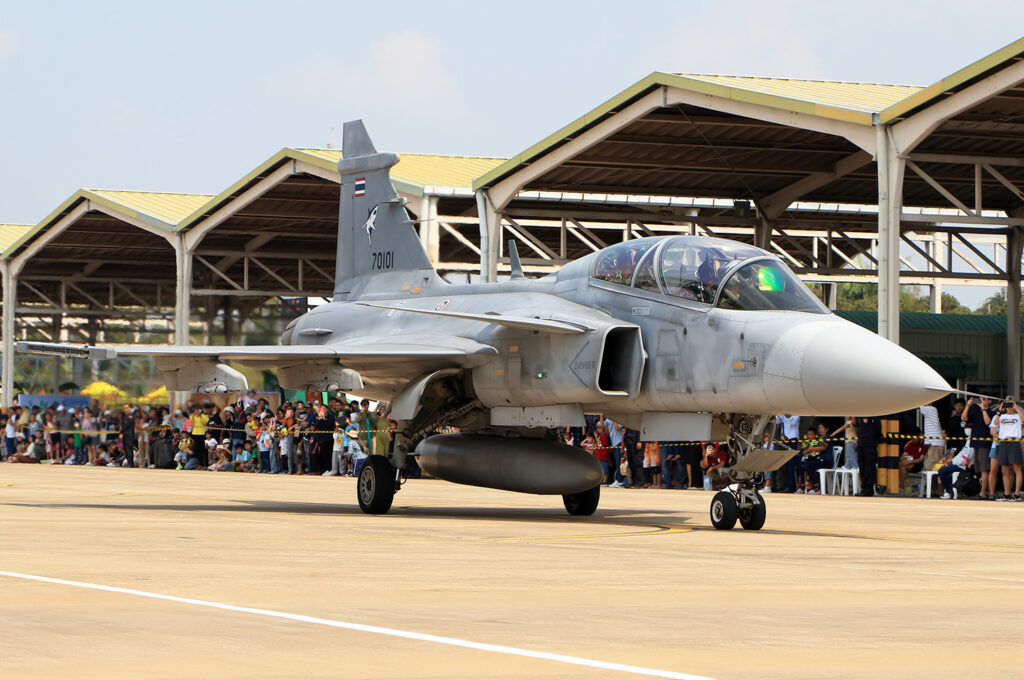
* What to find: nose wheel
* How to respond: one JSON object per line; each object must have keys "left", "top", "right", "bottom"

{"left": 709, "top": 482, "right": 766, "bottom": 531}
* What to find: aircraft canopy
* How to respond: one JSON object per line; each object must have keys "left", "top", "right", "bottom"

{"left": 591, "top": 235, "right": 827, "bottom": 313}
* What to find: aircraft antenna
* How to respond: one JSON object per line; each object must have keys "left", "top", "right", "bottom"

{"left": 508, "top": 240, "right": 525, "bottom": 280}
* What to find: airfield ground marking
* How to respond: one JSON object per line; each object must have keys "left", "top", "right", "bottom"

{"left": 0, "top": 570, "right": 718, "bottom": 680}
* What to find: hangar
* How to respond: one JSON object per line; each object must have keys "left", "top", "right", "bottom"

{"left": 473, "top": 37, "right": 1024, "bottom": 395}
{"left": 3, "top": 38, "right": 1024, "bottom": 403}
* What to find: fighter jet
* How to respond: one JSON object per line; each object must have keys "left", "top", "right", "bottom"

{"left": 18, "top": 121, "right": 952, "bottom": 530}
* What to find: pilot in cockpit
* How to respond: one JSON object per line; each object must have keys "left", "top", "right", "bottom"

{"left": 690, "top": 247, "right": 730, "bottom": 302}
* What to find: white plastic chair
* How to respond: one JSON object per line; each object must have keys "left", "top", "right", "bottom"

{"left": 919, "top": 470, "right": 939, "bottom": 498}
{"left": 817, "top": 446, "right": 844, "bottom": 494}
{"left": 832, "top": 446, "right": 861, "bottom": 495}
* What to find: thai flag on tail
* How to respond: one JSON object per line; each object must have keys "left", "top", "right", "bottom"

{"left": 354, "top": 178, "right": 366, "bottom": 197}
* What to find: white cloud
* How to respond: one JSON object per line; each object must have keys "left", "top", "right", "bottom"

{"left": 0, "top": 18, "right": 19, "bottom": 60}
{"left": 286, "top": 29, "right": 459, "bottom": 114}
{"left": 649, "top": 1, "right": 825, "bottom": 79}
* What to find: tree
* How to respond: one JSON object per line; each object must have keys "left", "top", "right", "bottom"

{"left": 975, "top": 289, "right": 1024, "bottom": 316}
{"left": 834, "top": 283, "right": 972, "bottom": 314}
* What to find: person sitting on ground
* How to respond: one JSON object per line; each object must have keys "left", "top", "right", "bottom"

{"left": 60, "top": 438, "right": 76, "bottom": 465}
{"left": 7, "top": 437, "right": 41, "bottom": 464}
{"left": 701, "top": 442, "right": 728, "bottom": 490}
{"left": 899, "top": 428, "right": 928, "bottom": 494}
{"left": 94, "top": 443, "right": 115, "bottom": 466}
{"left": 208, "top": 442, "right": 233, "bottom": 471}
{"left": 229, "top": 442, "right": 252, "bottom": 472}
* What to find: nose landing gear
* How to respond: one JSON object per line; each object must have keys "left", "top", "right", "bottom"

{"left": 709, "top": 414, "right": 797, "bottom": 531}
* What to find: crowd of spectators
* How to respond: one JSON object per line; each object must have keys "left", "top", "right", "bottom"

{"left": 4, "top": 392, "right": 1022, "bottom": 501}
{"left": 0, "top": 391, "right": 400, "bottom": 478}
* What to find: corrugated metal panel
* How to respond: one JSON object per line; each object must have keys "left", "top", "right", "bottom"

{"left": 89, "top": 190, "right": 214, "bottom": 227}
{"left": 674, "top": 75, "right": 922, "bottom": 114}
{"left": 473, "top": 71, "right": 913, "bottom": 192}
{"left": 0, "top": 224, "right": 33, "bottom": 253}
{"left": 295, "top": 149, "right": 505, "bottom": 189}
{"left": 835, "top": 310, "right": 1024, "bottom": 334}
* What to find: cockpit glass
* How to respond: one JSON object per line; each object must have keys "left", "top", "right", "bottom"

{"left": 632, "top": 248, "right": 660, "bottom": 291}
{"left": 658, "top": 236, "right": 763, "bottom": 304}
{"left": 591, "top": 239, "right": 658, "bottom": 286}
{"left": 717, "top": 260, "right": 828, "bottom": 313}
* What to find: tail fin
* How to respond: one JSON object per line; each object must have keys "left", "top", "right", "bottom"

{"left": 334, "top": 120, "right": 435, "bottom": 299}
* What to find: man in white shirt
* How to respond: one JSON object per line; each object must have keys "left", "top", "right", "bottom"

{"left": 776, "top": 414, "right": 801, "bottom": 492}
{"left": 918, "top": 403, "right": 945, "bottom": 471}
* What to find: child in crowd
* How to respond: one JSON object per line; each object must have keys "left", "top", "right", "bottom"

{"left": 208, "top": 443, "right": 232, "bottom": 471}
{"left": 232, "top": 443, "right": 254, "bottom": 472}
{"left": 174, "top": 435, "right": 192, "bottom": 470}
{"left": 643, "top": 441, "right": 661, "bottom": 488}
{"left": 347, "top": 417, "right": 365, "bottom": 476}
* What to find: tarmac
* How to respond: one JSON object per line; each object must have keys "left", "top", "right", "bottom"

{"left": 1, "top": 465, "right": 1022, "bottom": 680}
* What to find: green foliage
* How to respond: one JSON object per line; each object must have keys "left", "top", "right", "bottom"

{"left": 835, "top": 282, "right": 974, "bottom": 314}
{"left": 976, "top": 289, "right": 1024, "bottom": 316}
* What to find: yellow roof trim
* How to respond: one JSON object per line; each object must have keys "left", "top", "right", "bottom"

{"left": 878, "top": 36, "right": 1024, "bottom": 123}
{"left": 0, "top": 224, "right": 33, "bottom": 254}
{"left": 176, "top": 148, "right": 302, "bottom": 229}
{"left": 2, "top": 189, "right": 211, "bottom": 259}
{"left": 177, "top": 147, "right": 506, "bottom": 229}
{"left": 472, "top": 71, "right": 912, "bottom": 191}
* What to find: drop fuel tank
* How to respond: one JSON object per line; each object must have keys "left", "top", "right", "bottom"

{"left": 415, "top": 433, "right": 603, "bottom": 495}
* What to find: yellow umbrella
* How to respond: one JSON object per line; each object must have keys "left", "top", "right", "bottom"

{"left": 81, "top": 381, "right": 127, "bottom": 400}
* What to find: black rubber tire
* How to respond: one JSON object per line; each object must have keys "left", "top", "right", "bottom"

{"left": 563, "top": 485, "right": 600, "bottom": 516}
{"left": 357, "top": 456, "right": 395, "bottom": 514}
{"left": 739, "top": 492, "right": 767, "bottom": 530}
{"left": 710, "top": 490, "right": 738, "bottom": 530}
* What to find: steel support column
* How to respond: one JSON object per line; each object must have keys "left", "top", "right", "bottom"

{"left": 1, "top": 261, "right": 16, "bottom": 407}
{"left": 755, "top": 215, "right": 771, "bottom": 251}
{"left": 1007, "top": 227, "right": 1023, "bottom": 399}
{"left": 875, "top": 124, "right": 904, "bottom": 343}
{"left": 175, "top": 235, "right": 192, "bottom": 346}
{"left": 418, "top": 195, "right": 440, "bottom": 264}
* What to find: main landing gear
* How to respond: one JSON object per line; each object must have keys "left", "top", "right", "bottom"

{"left": 709, "top": 414, "right": 796, "bottom": 531}
{"left": 563, "top": 485, "right": 600, "bottom": 516}
{"left": 357, "top": 456, "right": 402, "bottom": 514}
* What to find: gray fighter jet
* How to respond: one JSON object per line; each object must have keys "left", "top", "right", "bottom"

{"left": 19, "top": 121, "right": 952, "bottom": 530}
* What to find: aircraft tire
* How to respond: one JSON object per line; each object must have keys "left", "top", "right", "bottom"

{"left": 562, "top": 484, "right": 600, "bottom": 516}
{"left": 357, "top": 456, "right": 395, "bottom": 514}
{"left": 709, "top": 491, "right": 738, "bottom": 530}
{"left": 739, "top": 492, "right": 766, "bottom": 530}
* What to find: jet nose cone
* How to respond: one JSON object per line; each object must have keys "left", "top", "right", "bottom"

{"left": 801, "top": 323, "right": 951, "bottom": 415}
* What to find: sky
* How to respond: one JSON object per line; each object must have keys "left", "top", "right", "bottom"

{"left": 1, "top": 0, "right": 1022, "bottom": 304}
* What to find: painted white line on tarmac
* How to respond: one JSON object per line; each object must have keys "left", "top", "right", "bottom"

{"left": 0, "top": 570, "right": 715, "bottom": 680}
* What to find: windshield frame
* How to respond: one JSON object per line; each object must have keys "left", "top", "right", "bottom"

{"left": 711, "top": 256, "right": 830, "bottom": 314}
